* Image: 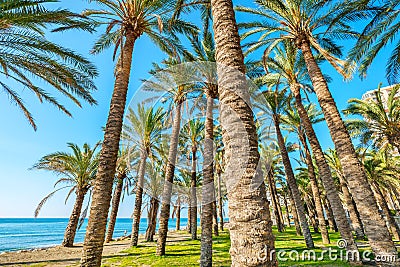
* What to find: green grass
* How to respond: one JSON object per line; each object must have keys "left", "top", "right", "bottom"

{"left": 101, "top": 227, "right": 357, "bottom": 267}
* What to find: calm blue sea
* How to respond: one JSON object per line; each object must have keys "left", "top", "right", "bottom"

{"left": 0, "top": 218, "right": 188, "bottom": 253}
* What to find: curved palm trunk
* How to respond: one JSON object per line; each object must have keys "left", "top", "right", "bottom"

{"left": 371, "top": 180, "right": 400, "bottom": 241}
{"left": 304, "top": 197, "right": 319, "bottom": 233}
{"left": 156, "top": 101, "right": 182, "bottom": 256}
{"left": 80, "top": 33, "right": 136, "bottom": 267}
{"left": 211, "top": 0, "right": 277, "bottom": 265}
{"left": 274, "top": 117, "right": 314, "bottom": 248}
{"left": 145, "top": 197, "right": 159, "bottom": 242}
{"left": 299, "top": 40, "right": 398, "bottom": 262}
{"left": 337, "top": 175, "right": 365, "bottom": 240}
{"left": 276, "top": 195, "right": 285, "bottom": 229}
{"left": 176, "top": 197, "right": 181, "bottom": 231}
{"left": 291, "top": 83, "right": 357, "bottom": 253}
{"left": 201, "top": 96, "right": 214, "bottom": 267}
{"left": 298, "top": 130, "right": 330, "bottom": 243}
{"left": 217, "top": 170, "right": 224, "bottom": 231}
{"left": 131, "top": 150, "right": 148, "bottom": 246}
{"left": 267, "top": 170, "right": 284, "bottom": 232}
{"left": 190, "top": 146, "right": 198, "bottom": 240}
{"left": 62, "top": 189, "right": 86, "bottom": 247}
{"left": 105, "top": 173, "right": 126, "bottom": 243}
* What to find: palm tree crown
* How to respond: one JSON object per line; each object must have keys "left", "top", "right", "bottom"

{"left": 1, "top": 0, "right": 98, "bottom": 130}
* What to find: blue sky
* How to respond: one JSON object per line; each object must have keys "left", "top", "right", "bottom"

{"left": 0, "top": 1, "right": 393, "bottom": 218}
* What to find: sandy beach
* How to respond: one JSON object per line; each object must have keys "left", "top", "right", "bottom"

{"left": 0, "top": 232, "right": 191, "bottom": 267}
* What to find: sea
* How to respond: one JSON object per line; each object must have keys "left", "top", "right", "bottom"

{"left": 0, "top": 218, "right": 188, "bottom": 253}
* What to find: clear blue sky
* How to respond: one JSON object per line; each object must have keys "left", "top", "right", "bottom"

{"left": 0, "top": 1, "right": 393, "bottom": 218}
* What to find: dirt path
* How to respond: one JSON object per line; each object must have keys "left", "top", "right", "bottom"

{"left": 0, "top": 232, "right": 190, "bottom": 267}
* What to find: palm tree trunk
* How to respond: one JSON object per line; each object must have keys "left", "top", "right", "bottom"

{"left": 267, "top": 170, "right": 284, "bottom": 232}
{"left": 299, "top": 39, "right": 398, "bottom": 261}
{"left": 287, "top": 187, "right": 302, "bottom": 236}
{"left": 217, "top": 171, "right": 224, "bottom": 231}
{"left": 304, "top": 197, "right": 319, "bottom": 233}
{"left": 63, "top": 189, "right": 86, "bottom": 247}
{"left": 274, "top": 117, "right": 314, "bottom": 248}
{"left": 201, "top": 95, "right": 215, "bottom": 267}
{"left": 291, "top": 83, "right": 357, "bottom": 253}
{"left": 190, "top": 146, "right": 198, "bottom": 240}
{"left": 131, "top": 149, "right": 148, "bottom": 246}
{"left": 324, "top": 198, "right": 338, "bottom": 232}
{"left": 283, "top": 195, "right": 291, "bottom": 227}
{"left": 80, "top": 32, "right": 136, "bottom": 267}
{"left": 337, "top": 175, "right": 365, "bottom": 240}
{"left": 105, "top": 173, "right": 126, "bottom": 243}
{"left": 211, "top": 0, "right": 276, "bottom": 265}
{"left": 298, "top": 130, "right": 330, "bottom": 243}
{"left": 212, "top": 201, "right": 219, "bottom": 236}
{"left": 156, "top": 101, "right": 183, "bottom": 256}
{"left": 187, "top": 206, "right": 191, "bottom": 233}
{"left": 371, "top": 180, "right": 400, "bottom": 241}
{"left": 145, "top": 197, "right": 159, "bottom": 242}
{"left": 176, "top": 197, "right": 181, "bottom": 231}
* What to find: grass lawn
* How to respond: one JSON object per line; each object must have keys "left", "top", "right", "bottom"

{"left": 102, "top": 227, "right": 355, "bottom": 266}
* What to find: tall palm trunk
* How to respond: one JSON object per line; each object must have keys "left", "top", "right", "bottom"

{"left": 211, "top": 0, "right": 276, "bottom": 265}
{"left": 304, "top": 197, "right": 319, "bottom": 233}
{"left": 105, "top": 173, "right": 126, "bottom": 243}
{"left": 274, "top": 117, "right": 314, "bottom": 248}
{"left": 80, "top": 33, "right": 136, "bottom": 267}
{"left": 371, "top": 180, "right": 400, "bottom": 241}
{"left": 156, "top": 101, "right": 183, "bottom": 256}
{"left": 299, "top": 39, "right": 398, "bottom": 261}
{"left": 283, "top": 195, "right": 291, "bottom": 227}
{"left": 274, "top": 117, "right": 314, "bottom": 247}
{"left": 324, "top": 198, "right": 338, "bottom": 232}
{"left": 201, "top": 96, "right": 215, "bottom": 267}
{"left": 267, "top": 169, "right": 284, "bottom": 232}
{"left": 217, "top": 170, "right": 224, "bottom": 231}
{"left": 145, "top": 197, "right": 159, "bottom": 242}
{"left": 131, "top": 150, "right": 148, "bottom": 246}
{"left": 190, "top": 146, "right": 198, "bottom": 240}
{"left": 291, "top": 83, "right": 357, "bottom": 253}
{"left": 298, "top": 130, "right": 330, "bottom": 243}
{"left": 176, "top": 197, "right": 181, "bottom": 231}
{"left": 287, "top": 186, "right": 302, "bottom": 236}
{"left": 63, "top": 188, "right": 87, "bottom": 247}
{"left": 337, "top": 175, "right": 365, "bottom": 240}
{"left": 212, "top": 201, "right": 219, "bottom": 236}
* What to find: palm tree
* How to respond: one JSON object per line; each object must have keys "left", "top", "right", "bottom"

{"left": 210, "top": 0, "right": 277, "bottom": 265}
{"left": 105, "top": 148, "right": 133, "bottom": 243}
{"left": 144, "top": 160, "right": 165, "bottom": 242}
{"left": 282, "top": 105, "right": 330, "bottom": 244}
{"left": 179, "top": 119, "right": 205, "bottom": 240}
{"left": 325, "top": 148, "right": 365, "bottom": 240}
{"left": 256, "top": 88, "right": 314, "bottom": 248}
{"left": 123, "top": 104, "right": 165, "bottom": 247}
{"left": 258, "top": 40, "right": 359, "bottom": 251}
{"left": 80, "top": 1, "right": 196, "bottom": 264}
{"left": 260, "top": 144, "right": 285, "bottom": 233}
{"left": 32, "top": 142, "right": 100, "bottom": 247}
{"left": 185, "top": 31, "right": 219, "bottom": 266}
{"left": 1, "top": 0, "right": 98, "bottom": 130}
{"left": 143, "top": 56, "right": 197, "bottom": 256}
{"left": 344, "top": 84, "right": 400, "bottom": 153}
{"left": 239, "top": 0, "right": 388, "bottom": 252}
